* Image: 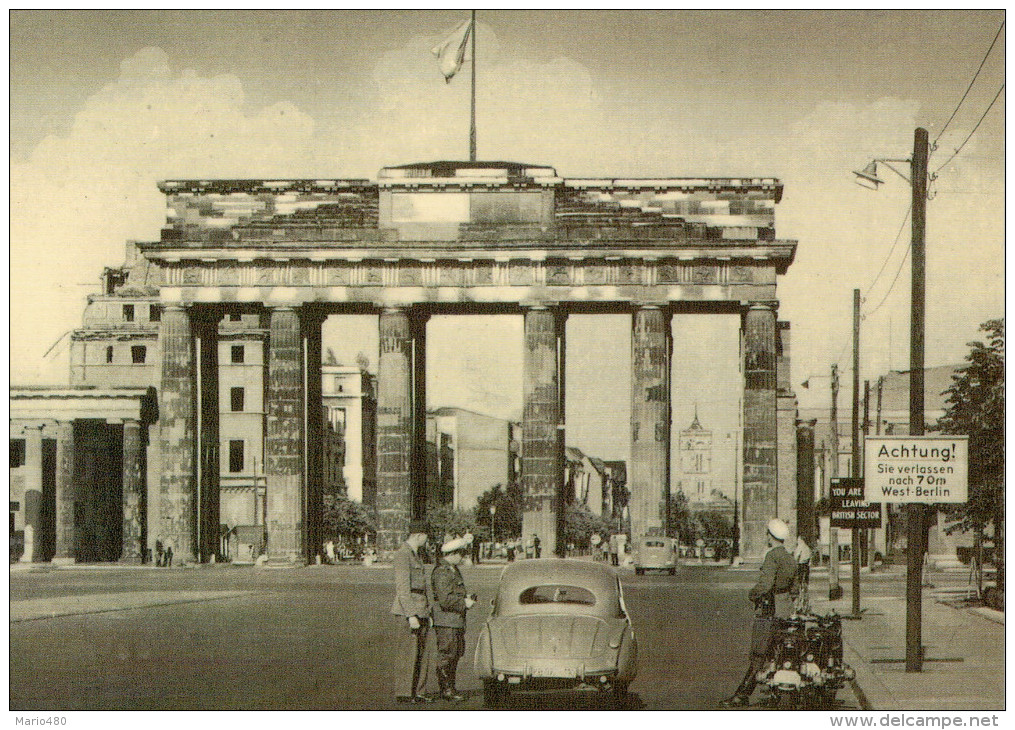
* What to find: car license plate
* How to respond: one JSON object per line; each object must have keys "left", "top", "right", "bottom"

{"left": 531, "top": 665, "right": 577, "bottom": 678}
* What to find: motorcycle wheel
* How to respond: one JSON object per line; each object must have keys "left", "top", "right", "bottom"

{"left": 483, "top": 680, "right": 504, "bottom": 708}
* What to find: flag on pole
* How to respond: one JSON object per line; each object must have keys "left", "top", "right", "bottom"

{"left": 431, "top": 19, "right": 472, "bottom": 83}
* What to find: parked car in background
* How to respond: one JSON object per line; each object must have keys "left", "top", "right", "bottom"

{"left": 474, "top": 559, "right": 637, "bottom": 707}
{"left": 633, "top": 536, "right": 677, "bottom": 575}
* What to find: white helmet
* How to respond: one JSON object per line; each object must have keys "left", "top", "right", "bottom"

{"left": 767, "top": 518, "right": 790, "bottom": 542}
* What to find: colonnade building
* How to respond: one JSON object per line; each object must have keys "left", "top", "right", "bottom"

{"left": 10, "top": 159, "right": 798, "bottom": 563}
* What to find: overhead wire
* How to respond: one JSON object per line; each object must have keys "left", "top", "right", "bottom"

{"left": 934, "top": 82, "right": 1005, "bottom": 174}
{"left": 864, "top": 242, "right": 911, "bottom": 319}
{"left": 933, "top": 20, "right": 1005, "bottom": 146}
{"left": 862, "top": 205, "right": 911, "bottom": 299}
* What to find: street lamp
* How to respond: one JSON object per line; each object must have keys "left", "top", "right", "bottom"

{"left": 490, "top": 504, "right": 497, "bottom": 546}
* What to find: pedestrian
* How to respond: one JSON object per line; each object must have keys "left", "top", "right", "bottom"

{"left": 471, "top": 535, "right": 481, "bottom": 565}
{"left": 431, "top": 534, "right": 476, "bottom": 702}
{"left": 722, "top": 518, "right": 797, "bottom": 708}
{"left": 155, "top": 539, "right": 164, "bottom": 567}
{"left": 325, "top": 539, "right": 336, "bottom": 564}
{"left": 391, "top": 519, "right": 434, "bottom": 704}
{"left": 163, "top": 539, "right": 174, "bottom": 567}
{"left": 532, "top": 533, "right": 542, "bottom": 559}
{"left": 609, "top": 534, "right": 619, "bottom": 566}
{"left": 793, "top": 535, "right": 813, "bottom": 613}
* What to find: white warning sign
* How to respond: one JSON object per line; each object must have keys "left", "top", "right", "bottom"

{"left": 864, "top": 436, "right": 968, "bottom": 503}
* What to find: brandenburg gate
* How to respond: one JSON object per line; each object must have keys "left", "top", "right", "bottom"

{"left": 141, "top": 160, "right": 796, "bottom": 562}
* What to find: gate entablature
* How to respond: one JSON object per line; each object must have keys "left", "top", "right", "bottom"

{"left": 146, "top": 161, "right": 794, "bottom": 307}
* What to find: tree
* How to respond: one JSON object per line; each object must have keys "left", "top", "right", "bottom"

{"left": 667, "top": 491, "right": 696, "bottom": 543}
{"left": 696, "top": 509, "right": 734, "bottom": 542}
{"left": 322, "top": 494, "right": 375, "bottom": 544}
{"left": 937, "top": 318, "right": 1004, "bottom": 604}
{"left": 427, "top": 503, "right": 486, "bottom": 543}
{"left": 563, "top": 502, "right": 612, "bottom": 551}
{"left": 475, "top": 482, "right": 523, "bottom": 539}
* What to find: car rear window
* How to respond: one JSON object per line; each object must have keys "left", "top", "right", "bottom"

{"left": 644, "top": 540, "right": 666, "bottom": 548}
{"left": 519, "top": 585, "right": 596, "bottom": 606}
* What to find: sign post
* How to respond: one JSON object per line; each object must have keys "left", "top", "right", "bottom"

{"left": 829, "top": 477, "right": 881, "bottom": 618}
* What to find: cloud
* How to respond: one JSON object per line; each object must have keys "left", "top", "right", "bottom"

{"left": 11, "top": 47, "right": 320, "bottom": 383}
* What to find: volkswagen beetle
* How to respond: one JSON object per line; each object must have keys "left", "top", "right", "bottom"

{"left": 474, "top": 559, "right": 637, "bottom": 706}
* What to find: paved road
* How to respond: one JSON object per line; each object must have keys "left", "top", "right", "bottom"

{"left": 10, "top": 560, "right": 935, "bottom": 711}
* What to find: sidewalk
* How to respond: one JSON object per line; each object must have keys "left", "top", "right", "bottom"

{"left": 809, "top": 577, "right": 1004, "bottom": 711}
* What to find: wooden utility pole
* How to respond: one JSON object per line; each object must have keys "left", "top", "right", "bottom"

{"left": 907, "top": 127, "right": 929, "bottom": 672}
{"left": 851, "top": 288, "right": 862, "bottom": 617}
{"left": 469, "top": 10, "right": 477, "bottom": 161}
{"left": 829, "top": 363, "right": 841, "bottom": 599}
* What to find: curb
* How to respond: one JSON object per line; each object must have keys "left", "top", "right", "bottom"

{"left": 968, "top": 606, "right": 1005, "bottom": 625}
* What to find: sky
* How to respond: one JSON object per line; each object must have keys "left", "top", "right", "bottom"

{"left": 10, "top": 10, "right": 1005, "bottom": 468}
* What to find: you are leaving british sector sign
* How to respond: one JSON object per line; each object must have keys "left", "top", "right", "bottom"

{"left": 829, "top": 478, "right": 881, "bottom": 528}
{"left": 864, "top": 436, "right": 968, "bottom": 503}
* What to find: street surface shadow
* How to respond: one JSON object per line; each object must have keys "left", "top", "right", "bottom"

{"left": 480, "top": 689, "right": 645, "bottom": 711}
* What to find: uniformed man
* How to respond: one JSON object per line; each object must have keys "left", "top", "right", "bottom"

{"left": 722, "top": 518, "right": 798, "bottom": 707}
{"left": 391, "top": 519, "right": 434, "bottom": 704}
{"left": 431, "top": 534, "right": 476, "bottom": 702}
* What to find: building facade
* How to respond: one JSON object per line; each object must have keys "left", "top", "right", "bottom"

{"left": 428, "top": 407, "right": 516, "bottom": 512}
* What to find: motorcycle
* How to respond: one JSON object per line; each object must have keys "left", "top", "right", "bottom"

{"left": 757, "top": 612, "right": 855, "bottom": 709}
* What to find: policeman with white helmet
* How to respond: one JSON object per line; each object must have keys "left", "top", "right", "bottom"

{"left": 431, "top": 533, "right": 477, "bottom": 701}
{"left": 722, "top": 518, "right": 798, "bottom": 707}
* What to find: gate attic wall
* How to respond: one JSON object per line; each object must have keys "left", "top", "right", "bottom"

{"left": 141, "top": 162, "right": 796, "bottom": 560}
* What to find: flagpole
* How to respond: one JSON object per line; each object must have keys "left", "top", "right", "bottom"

{"left": 469, "top": 9, "right": 477, "bottom": 161}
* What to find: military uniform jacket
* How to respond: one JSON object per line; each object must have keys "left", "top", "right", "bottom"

{"left": 391, "top": 542, "right": 429, "bottom": 618}
{"left": 748, "top": 544, "right": 797, "bottom": 618}
{"left": 431, "top": 562, "right": 467, "bottom": 628}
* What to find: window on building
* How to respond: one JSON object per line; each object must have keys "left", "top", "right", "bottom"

{"left": 149, "top": 305, "right": 161, "bottom": 322}
{"left": 230, "top": 387, "right": 245, "bottom": 412}
{"left": 131, "top": 345, "right": 146, "bottom": 364}
{"left": 229, "top": 313, "right": 242, "bottom": 322}
{"left": 10, "top": 439, "right": 26, "bottom": 468}
{"left": 228, "top": 440, "right": 244, "bottom": 473}
{"left": 231, "top": 345, "right": 244, "bottom": 364}
{"left": 106, "top": 346, "right": 114, "bottom": 363}
{"left": 123, "top": 304, "right": 134, "bottom": 322}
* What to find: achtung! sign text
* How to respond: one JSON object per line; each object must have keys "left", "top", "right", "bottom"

{"left": 864, "top": 436, "right": 968, "bottom": 503}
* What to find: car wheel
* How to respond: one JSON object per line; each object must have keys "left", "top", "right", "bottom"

{"left": 482, "top": 679, "right": 503, "bottom": 708}
{"left": 669, "top": 568, "right": 676, "bottom": 576}
{"left": 635, "top": 568, "right": 643, "bottom": 575}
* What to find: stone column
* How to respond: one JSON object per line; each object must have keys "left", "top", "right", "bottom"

{"left": 522, "top": 306, "right": 562, "bottom": 556}
{"left": 409, "top": 312, "right": 429, "bottom": 521}
{"left": 630, "top": 306, "right": 671, "bottom": 539}
{"left": 20, "top": 427, "right": 43, "bottom": 562}
{"left": 53, "top": 421, "right": 76, "bottom": 564}
{"left": 265, "top": 306, "right": 304, "bottom": 562}
{"left": 376, "top": 308, "right": 412, "bottom": 557}
{"left": 303, "top": 308, "right": 325, "bottom": 563}
{"left": 159, "top": 304, "right": 198, "bottom": 563}
{"left": 796, "top": 418, "right": 817, "bottom": 546}
{"left": 120, "top": 418, "right": 145, "bottom": 562}
{"left": 194, "top": 310, "right": 220, "bottom": 562}
{"left": 742, "top": 303, "right": 778, "bottom": 558}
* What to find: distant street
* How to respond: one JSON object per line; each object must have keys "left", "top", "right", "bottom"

{"left": 12, "top": 560, "right": 956, "bottom": 711}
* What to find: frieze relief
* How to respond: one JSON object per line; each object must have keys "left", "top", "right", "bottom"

{"left": 157, "top": 257, "right": 766, "bottom": 291}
